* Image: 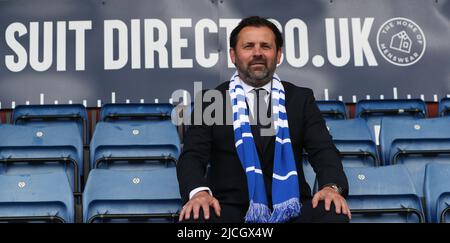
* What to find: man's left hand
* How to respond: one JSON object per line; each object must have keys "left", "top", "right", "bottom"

{"left": 312, "top": 186, "right": 352, "bottom": 220}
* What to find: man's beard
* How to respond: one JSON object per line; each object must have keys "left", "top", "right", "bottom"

{"left": 236, "top": 57, "right": 276, "bottom": 87}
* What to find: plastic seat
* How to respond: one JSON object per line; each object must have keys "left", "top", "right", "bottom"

{"left": 438, "top": 97, "right": 450, "bottom": 117}
{"left": 356, "top": 99, "right": 426, "bottom": 146}
{"left": 326, "top": 119, "right": 379, "bottom": 167}
{"left": 316, "top": 100, "right": 347, "bottom": 120}
{"left": 90, "top": 122, "right": 180, "bottom": 170}
{"left": 0, "top": 171, "right": 74, "bottom": 223}
{"left": 302, "top": 157, "right": 316, "bottom": 191}
{"left": 424, "top": 163, "right": 450, "bottom": 223}
{"left": 12, "top": 104, "right": 89, "bottom": 144}
{"left": 345, "top": 165, "right": 424, "bottom": 223}
{"left": 380, "top": 117, "right": 450, "bottom": 197}
{"left": 83, "top": 168, "right": 181, "bottom": 223}
{"left": 0, "top": 124, "right": 83, "bottom": 193}
{"left": 100, "top": 103, "right": 173, "bottom": 123}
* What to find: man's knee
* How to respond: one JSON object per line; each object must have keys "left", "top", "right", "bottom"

{"left": 311, "top": 202, "right": 350, "bottom": 223}
{"left": 319, "top": 203, "right": 350, "bottom": 223}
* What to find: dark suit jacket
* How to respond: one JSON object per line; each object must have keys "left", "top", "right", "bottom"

{"left": 176, "top": 81, "right": 348, "bottom": 207}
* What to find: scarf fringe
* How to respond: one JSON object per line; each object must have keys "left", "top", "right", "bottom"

{"left": 244, "top": 201, "right": 271, "bottom": 223}
{"left": 269, "top": 198, "right": 301, "bottom": 223}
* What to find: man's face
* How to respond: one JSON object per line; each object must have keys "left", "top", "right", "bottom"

{"left": 230, "top": 26, "right": 282, "bottom": 87}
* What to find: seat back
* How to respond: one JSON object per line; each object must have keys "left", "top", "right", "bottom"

{"left": 12, "top": 104, "right": 88, "bottom": 144}
{"left": 90, "top": 122, "right": 180, "bottom": 170}
{"left": 439, "top": 97, "right": 450, "bottom": 117}
{"left": 356, "top": 99, "right": 427, "bottom": 146}
{"left": 0, "top": 124, "right": 83, "bottom": 192}
{"left": 83, "top": 168, "right": 181, "bottom": 223}
{"left": 345, "top": 165, "right": 424, "bottom": 223}
{"left": 316, "top": 100, "right": 347, "bottom": 120}
{"left": 326, "top": 119, "right": 378, "bottom": 167}
{"left": 100, "top": 103, "right": 173, "bottom": 123}
{"left": 302, "top": 157, "right": 316, "bottom": 191}
{"left": 380, "top": 117, "right": 450, "bottom": 197}
{"left": 0, "top": 171, "right": 74, "bottom": 223}
{"left": 424, "top": 163, "right": 450, "bottom": 223}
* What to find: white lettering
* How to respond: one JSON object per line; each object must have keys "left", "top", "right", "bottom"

{"left": 195, "top": 18, "right": 218, "bottom": 68}
{"left": 104, "top": 20, "right": 128, "bottom": 70}
{"left": 68, "top": 21, "right": 91, "bottom": 71}
{"left": 5, "top": 22, "right": 28, "bottom": 72}
{"left": 144, "top": 19, "right": 169, "bottom": 68}
{"left": 325, "top": 18, "right": 350, "bottom": 67}
{"left": 352, "top": 18, "right": 377, "bottom": 66}
{"left": 171, "top": 18, "right": 193, "bottom": 68}
{"left": 131, "top": 19, "right": 141, "bottom": 69}
{"left": 29, "top": 22, "right": 52, "bottom": 71}
{"left": 285, "top": 18, "right": 309, "bottom": 68}
{"left": 219, "top": 18, "right": 240, "bottom": 68}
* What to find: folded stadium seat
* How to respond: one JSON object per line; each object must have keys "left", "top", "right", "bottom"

{"left": 0, "top": 171, "right": 74, "bottom": 223}
{"left": 315, "top": 100, "right": 347, "bottom": 121}
{"left": 424, "top": 163, "right": 450, "bottom": 223}
{"left": 0, "top": 124, "right": 83, "bottom": 193}
{"left": 90, "top": 122, "right": 180, "bottom": 170}
{"left": 345, "top": 165, "right": 425, "bottom": 223}
{"left": 83, "top": 168, "right": 181, "bottom": 223}
{"left": 438, "top": 97, "right": 450, "bottom": 117}
{"left": 99, "top": 103, "right": 182, "bottom": 148}
{"left": 380, "top": 117, "right": 450, "bottom": 198}
{"left": 179, "top": 102, "right": 194, "bottom": 143}
{"left": 301, "top": 156, "right": 316, "bottom": 191}
{"left": 100, "top": 103, "right": 173, "bottom": 123}
{"left": 12, "top": 104, "right": 89, "bottom": 144}
{"left": 326, "top": 119, "right": 379, "bottom": 167}
{"left": 355, "top": 99, "right": 427, "bottom": 146}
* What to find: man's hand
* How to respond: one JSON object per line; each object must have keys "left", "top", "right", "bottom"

{"left": 179, "top": 191, "right": 221, "bottom": 222}
{"left": 312, "top": 186, "right": 352, "bottom": 220}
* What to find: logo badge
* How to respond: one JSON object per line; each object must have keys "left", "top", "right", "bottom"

{"left": 377, "top": 17, "right": 426, "bottom": 66}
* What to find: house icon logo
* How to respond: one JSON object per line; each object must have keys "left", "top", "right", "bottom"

{"left": 377, "top": 17, "right": 426, "bottom": 66}
{"left": 390, "top": 31, "right": 412, "bottom": 54}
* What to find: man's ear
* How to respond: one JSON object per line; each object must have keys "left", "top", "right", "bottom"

{"left": 276, "top": 47, "right": 282, "bottom": 64}
{"left": 230, "top": 48, "right": 236, "bottom": 65}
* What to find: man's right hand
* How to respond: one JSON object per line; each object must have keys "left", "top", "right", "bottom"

{"left": 178, "top": 191, "right": 221, "bottom": 222}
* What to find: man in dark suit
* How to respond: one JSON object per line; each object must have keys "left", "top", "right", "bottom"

{"left": 177, "top": 16, "right": 350, "bottom": 223}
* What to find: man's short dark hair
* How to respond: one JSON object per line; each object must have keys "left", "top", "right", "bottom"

{"left": 230, "top": 16, "right": 283, "bottom": 51}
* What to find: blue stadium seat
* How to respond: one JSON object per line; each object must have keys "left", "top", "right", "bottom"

{"left": 326, "top": 119, "right": 379, "bottom": 167}
{"left": 315, "top": 100, "right": 347, "bottom": 120}
{"left": 83, "top": 168, "right": 181, "bottom": 223}
{"left": 12, "top": 104, "right": 89, "bottom": 144}
{"left": 0, "top": 124, "right": 83, "bottom": 193}
{"left": 438, "top": 97, "right": 450, "bottom": 117}
{"left": 0, "top": 171, "right": 74, "bottom": 222}
{"left": 380, "top": 117, "right": 450, "bottom": 197}
{"left": 355, "top": 99, "right": 427, "bottom": 146}
{"left": 424, "top": 163, "right": 450, "bottom": 223}
{"left": 345, "top": 165, "right": 425, "bottom": 223}
{"left": 90, "top": 122, "right": 180, "bottom": 170}
{"left": 100, "top": 103, "right": 173, "bottom": 123}
{"left": 302, "top": 156, "right": 316, "bottom": 191}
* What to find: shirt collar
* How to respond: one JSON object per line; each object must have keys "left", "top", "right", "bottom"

{"left": 239, "top": 78, "right": 272, "bottom": 96}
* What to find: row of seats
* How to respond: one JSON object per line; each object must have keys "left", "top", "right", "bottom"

{"left": 0, "top": 104, "right": 182, "bottom": 223}
{"left": 316, "top": 98, "right": 449, "bottom": 121}
{"left": 313, "top": 100, "right": 450, "bottom": 223}
{"left": 346, "top": 163, "right": 450, "bottom": 223}
{"left": 3, "top": 98, "right": 445, "bottom": 146}
{"left": 1, "top": 103, "right": 450, "bottom": 223}
{"left": 322, "top": 118, "right": 450, "bottom": 199}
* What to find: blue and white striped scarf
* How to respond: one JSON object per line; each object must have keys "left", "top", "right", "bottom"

{"left": 229, "top": 71, "right": 301, "bottom": 223}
